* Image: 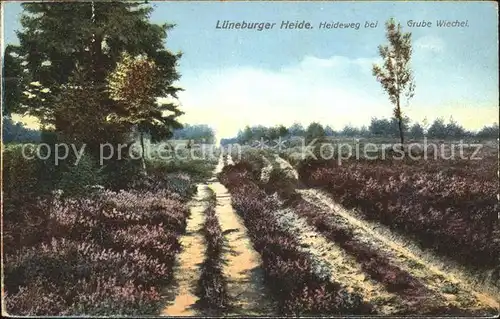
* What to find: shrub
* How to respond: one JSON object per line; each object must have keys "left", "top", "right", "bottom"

{"left": 196, "top": 193, "right": 230, "bottom": 313}
{"left": 4, "top": 185, "right": 190, "bottom": 316}
{"left": 147, "top": 158, "right": 215, "bottom": 181}
{"left": 57, "top": 152, "right": 103, "bottom": 198}
{"left": 2, "top": 144, "right": 40, "bottom": 201}
{"left": 102, "top": 158, "right": 144, "bottom": 190}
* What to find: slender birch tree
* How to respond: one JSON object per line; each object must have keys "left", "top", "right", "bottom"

{"left": 373, "top": 18, "right": 415, "bottom": 146}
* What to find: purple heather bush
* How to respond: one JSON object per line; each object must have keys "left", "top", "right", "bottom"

{"left": 4, "top": 174, "right": 194, "bottom": 315}
{"left": 299, "top": 155, "right": 500, "bottom": 271}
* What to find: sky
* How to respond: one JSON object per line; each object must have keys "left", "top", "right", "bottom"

{"left": 3, "top": 1, "right": 499, "bottom": 140}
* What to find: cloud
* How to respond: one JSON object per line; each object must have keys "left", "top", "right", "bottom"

{"left": 177, "top": 55, "right": 388, "bottom": 141}
{"left": 176, "top": 54, "right": 497, "bottom": 141}
{"left": 414, "top": 35, "right": 445, "bottom": 54}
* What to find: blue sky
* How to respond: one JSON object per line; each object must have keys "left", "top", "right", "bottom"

{"left": 4, "top": 1, "right": 499, "bottom": 138}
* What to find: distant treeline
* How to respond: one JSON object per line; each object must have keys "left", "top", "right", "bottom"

{"left": 221, "top": 117, "right": 499, "bottom": 145}
{"left": 172, "top": 124, "right": 216, "bottom": 143}
{"left": 4, "top": 116, "right": 497, "bottom": 146}
{"left": 2, "top": 116, "right": 41, "bottom": 143}
{"left": 2, "top": 119, "right": 217, "bottom": 145}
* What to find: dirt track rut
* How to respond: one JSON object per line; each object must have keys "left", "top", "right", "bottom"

{"left": 161, "top": 185, "right": 209, "bottom": 315}
{"left": 163, "top": 152, "right": 273, "bottom": 315}
{"left": 210, "top": 181, "right": 273, "bottom": 315}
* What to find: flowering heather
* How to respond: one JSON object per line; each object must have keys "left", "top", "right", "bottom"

{"left": 4, "top": 182, "right": 192, "bottom": 315}
{"left": 299, "top": 154, "right": 499, "bottom": 272}
{"left": 196, "top": 190, "right": 230, "bottom": 314}
{"left": 130, "top": 172, "right": 197, "bottom": 200}
{"left": 287, "top": 199, "right": 443, "bottom": 313}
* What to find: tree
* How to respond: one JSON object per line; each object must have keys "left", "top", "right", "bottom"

{"left": 2, "top": 46, "right": 24, "bottom": 116}
{"left": 445, "top": 116, "right": 467, "bottom": 139}
{"left": 476, "top": 123, "right": 499, "bottom": 139}
{"left": 324, "top": 125, "right": 335, "bottom": 136}
{"left": 242, "top": 126, "right": 254, "bottom": 143}
{"left": 369, "top": 117, "right": 392, "bottom": 136}
{"left": 289, "top": 123, "right": 305, "bottom": 136}
{"left": 173, "top": 124, "right": 216, "bottom": 143}
{"left": 277, "top": 125, "right": 289, "bottom": 138}
{"left": 306, "top": 122, "right": 325, "bottom": 141}
{"left": 107, "top": 52, "right": 183, "bottom": 171}
{"left": 341, "top": 125, "right": 358, "bottom": 137}
{"left": 2, "top": 116, "right": 41, "bottom": 143}
{"left": 7, "top": 2, "right": 182, "bottom": 147}
{"left": 53, "top": 68, "right": 130, "bottom": 155}
{"left": 427, "top": 118, "right": 447, "bottom": 139}
{"left": 359, "top": 125, "right": 370, "bottom": 137}
{"left": 372, "top": 18, "right": 415, "bottom": 145}
{"left": 236, "top": 125, "right": 255, "bottom": 144}
{"left": 266, "top": 127, "right": 279, "bottom": 141}
{"left": 251, "top": 125, "right": 267, "bottom": 141}
{"left": 409, "top": 122, "right": 424, "bottom": 139}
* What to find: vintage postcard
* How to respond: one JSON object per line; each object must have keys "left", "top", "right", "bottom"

{"left": 1, "top": 0, "right": 499, "bottom": 316}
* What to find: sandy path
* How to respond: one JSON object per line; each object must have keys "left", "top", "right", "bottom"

{"left": 299, "top": 188, "right": 499, "bottom": 313}
{"left": 209, "top": 181, "right": 274, "bottom": 315}
{"left": 161, "top": 185, "right": 210, "bottom": 316}
{"left": 214, "top": 153, "right": 225, "bottom": 175}
{"left": 165, "top": 154, "right": 272, "bottom": 315}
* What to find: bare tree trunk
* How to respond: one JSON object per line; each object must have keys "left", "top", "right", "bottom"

{"left": 396, "top": 99, "right": 405, "bottom": 146}
{"left": 398, "top": 117, "right": 404, "bottom": 145}
{"left": 140, "top": 130, "right": 147, "bottom": 174}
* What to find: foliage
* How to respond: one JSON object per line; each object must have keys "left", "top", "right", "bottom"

{"left": 475, "top": 123, "right": 499, "bottom": 139}
{"left": 107, "top": 52, "right": 183, "bottom": 143}
{"left": 6, "top": 1, "right": 183, "bottom": 159}
{"left": 3, "top": 45, "right": 24, "bottom": 116}
{"left": 341, "top": 125, "right": 362, "bottom": 137}
{"left": 288, "top": 123, "right": 306, "bottom": 136}
{"left": 2, "top": 144, "right": 41, "bottom": 201}
{"left": 305, "top": 122, "right": 326, "bottom": 141}
{"left": 408, "top": 122, "right": 424, "bottom": 139}
{"left": 10, "top": 2, "right": 179, "bottom": 117}
{"left": 57, "top": 152, "right": 103, "bottom": 198}
{"left": 369, "top": 116, "right": 410, "bottom": 138}
{"left": 235, "top": 124, "right": 291, "bottom": 144}
{"left": 53, "top": 70, "right": 131, "bottom": 158}
{"left": 223, "top": 117, "right": 493, "bottom": 143}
